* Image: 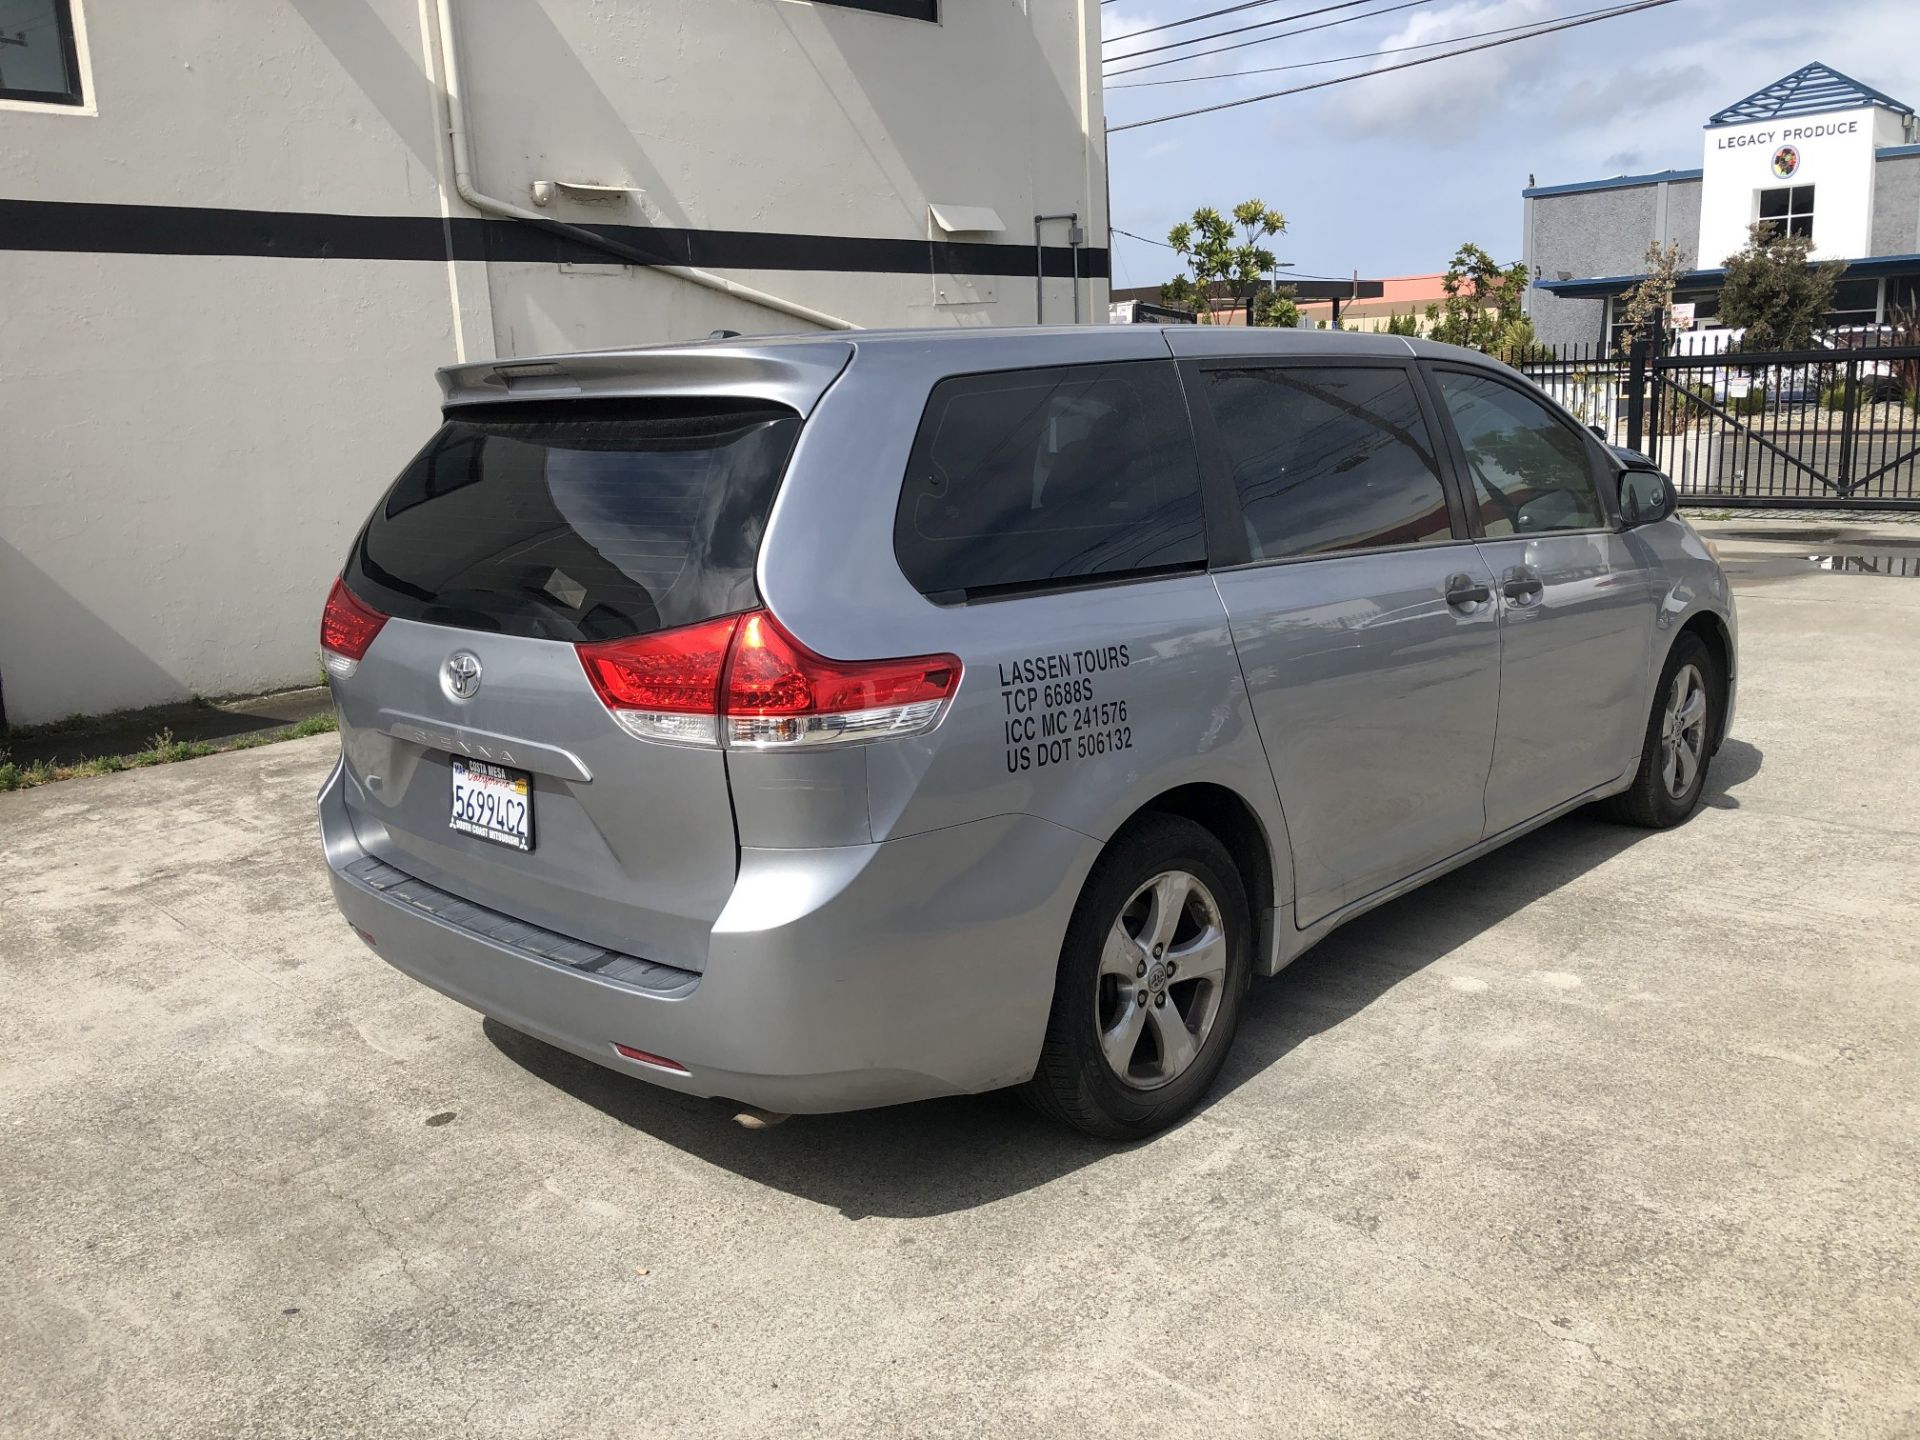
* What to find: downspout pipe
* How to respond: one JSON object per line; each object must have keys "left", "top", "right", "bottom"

{"left": 1034, "top": 212, "right": 1079, "bottom": 324}
{"left": 431, "top": 0, "right": 857, "bottom": 333}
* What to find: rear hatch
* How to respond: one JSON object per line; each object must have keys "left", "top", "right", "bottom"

{"left": 326, "top": 354, "right": 842, "bottom": 973}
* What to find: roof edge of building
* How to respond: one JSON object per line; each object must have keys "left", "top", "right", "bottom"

{"left": 1535, "top": 252, "right": 1920, "bottom": 299}
{"left": 1522, "top": 168, "right": 1702, "bottom": 199}
{"left": 1526, "top": 147, "right": 1920, "bottom": 202}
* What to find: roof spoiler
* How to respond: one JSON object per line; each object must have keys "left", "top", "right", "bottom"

{"left": 436, "top": 342, "right": 856, "bottom": 415}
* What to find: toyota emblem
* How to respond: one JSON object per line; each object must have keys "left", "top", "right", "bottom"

{"left": 444, "top": 651, "right": 483, "bottom": 700}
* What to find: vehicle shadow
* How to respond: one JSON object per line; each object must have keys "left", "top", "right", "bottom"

{"left": 1701, "top": 737, "right": 1762, "bottom": 809}
{"left": 485, "top": 745, "right": 1763, "bottom": 1220}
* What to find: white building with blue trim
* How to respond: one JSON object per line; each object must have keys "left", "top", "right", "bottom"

{"left": 1522, "top": 63, "right": 1920, "bottom": 347}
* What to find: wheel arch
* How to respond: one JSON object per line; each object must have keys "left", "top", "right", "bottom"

{"left": 1112, "top": 782, "right": 1280, "bottom": 977}
{"left": 1675, "top": 609, "right": 1734, "bottom": 750}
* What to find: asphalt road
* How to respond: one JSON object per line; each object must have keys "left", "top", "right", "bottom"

{"left": 3, "top": 519, "right": 1917, "bottom": 1439}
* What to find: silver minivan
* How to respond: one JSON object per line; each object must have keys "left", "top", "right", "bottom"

{"left": 318, "top": 327, "right": 1736, "bottom": 1139}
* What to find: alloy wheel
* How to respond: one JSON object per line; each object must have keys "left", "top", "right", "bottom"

{"left": 1661, "top": 662, "right": 1709, "bottom": 799}
{"left": 1094, "top": 870, "right": 1228, "bottom": 1091}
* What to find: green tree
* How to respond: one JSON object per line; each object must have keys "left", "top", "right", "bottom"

{"left": 1252, "top": 284, "right": 1300, "bottom": 328}
{"left": 1384, "top": 310, "right": 1421, "bottom": 337}
{"left": 1162, "top": 199, "right": 1287, "bottom": 323}
{"left": 1717, "top": 221, "right": 1846, "bottom": 352}
{"left": 1428, "top": 243, "right": 1532, "bottom": 352}
{"left": 1616, "top": 240, "right": 1684, "bottom": 353}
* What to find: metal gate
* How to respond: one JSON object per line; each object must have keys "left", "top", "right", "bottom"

{"left": 1626, "top": 338, "right": 1920, "bottom": 510}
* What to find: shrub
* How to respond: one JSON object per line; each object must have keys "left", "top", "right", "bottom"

{"left": 1659, "top": 382, "right": 1715, "bottom": 434}
{"left": 1732, "top": 386, "right": 1769, "bottom": 417}
{"left": 1819, "top": 382, "right": 1856, "bottom": 412}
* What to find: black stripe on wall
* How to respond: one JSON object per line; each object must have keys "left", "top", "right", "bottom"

{"left": 0, "top": 199, "right": 1111, "bottom": 280}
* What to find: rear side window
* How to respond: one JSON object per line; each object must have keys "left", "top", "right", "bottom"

{"left": 1202, "top": 366, "right": 1454, "bottom": 560}
{"left": 894, "top": 361, "right": 1206, "bottom": 600}
{"left": 345, "top": 401, "right": 801, "bottom": 642}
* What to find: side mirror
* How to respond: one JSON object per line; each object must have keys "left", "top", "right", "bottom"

{"left": 1617, "top": 464, "right": 1676, "bottom": 528}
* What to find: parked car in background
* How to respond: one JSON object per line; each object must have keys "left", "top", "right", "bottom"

{"left": 1819, "top": 324, "right": 1909, "bottom": 402}
{"left": 317, "top": 327, "right": 1737, "bottom": 1139}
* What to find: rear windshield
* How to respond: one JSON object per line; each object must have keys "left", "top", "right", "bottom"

{"left": 344, "top": 401, "right": 801, "bottom": 642}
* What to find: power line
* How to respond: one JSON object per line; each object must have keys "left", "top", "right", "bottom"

{"left": 1107, "top": 0, "right": 1438, "bottom": 76}
{"left": 1107, "top": 1, "right": 1643, "bottom": 87}
{"left": 1112, "top": 226, "right": 1178, "bottom": 250}
{"left": 1109, "top": 227, "right": 1359, "bottom": 283}
{"left": 1106, "top": 0, "right": 1376, "bottom": 48}
{"left": 1108, "top": 0, "right": 1676, "bottom": 130}
{"left": 1105, "top": 0, "right": 1423, "bottom": 65}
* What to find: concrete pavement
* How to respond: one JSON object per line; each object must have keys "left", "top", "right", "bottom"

{"left": 2, "top": 521, "right": 1917, "bottom": 1439}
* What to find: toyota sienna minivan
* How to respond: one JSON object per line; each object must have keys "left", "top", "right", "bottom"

{"left": 318, "top": 326, "right": 1736, "bottom": 1139}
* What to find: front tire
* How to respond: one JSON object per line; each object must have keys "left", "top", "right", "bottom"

{"left": 1604, "top": 632, "right": 1718, "bottom": 829}
{"left": 1021, "top": 816, "right": 1252, "bottom": 1140}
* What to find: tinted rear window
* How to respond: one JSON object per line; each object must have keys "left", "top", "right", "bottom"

{"left": 894, "top": 361, "right": 1206, "bottom": 600}
{"left": 1203, "top": 366, "right": 1454, "bottom": 560}
{"left": 345, "top": 401, "right": 801, "bottom": 641}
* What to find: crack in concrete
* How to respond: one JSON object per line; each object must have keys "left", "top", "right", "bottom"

{"left": 319, "top": 1178, "right": 430, "bottom": 1301}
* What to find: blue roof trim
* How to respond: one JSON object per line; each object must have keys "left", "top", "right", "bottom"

{"left": 1706, "top": 61, "right": 1912, "bottom": 128}
{"left": 1535, "top": 253, "right": 1920, "bottom": 299}
{"left": 1529, "top": 151, "right": 1917, "bottom": 202}
{"left": 1522, "top": 168, "right": 1701, "bottom": 199}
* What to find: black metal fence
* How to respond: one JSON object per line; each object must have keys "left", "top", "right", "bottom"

{"left": 1495, "top": 332, "right": 1920, "bottom": 511}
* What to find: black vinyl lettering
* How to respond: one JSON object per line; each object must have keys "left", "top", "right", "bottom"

{"left": 999, "top": 646, "right": 1138, "bottom": 774}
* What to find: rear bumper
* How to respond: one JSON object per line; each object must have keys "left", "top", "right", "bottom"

{"left": 319, "top": 760, "right": 1096, "bottom": 1113}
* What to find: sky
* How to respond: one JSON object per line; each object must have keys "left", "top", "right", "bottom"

{"left": 1100, "top": 0, "right": 1920, "bottom": 293}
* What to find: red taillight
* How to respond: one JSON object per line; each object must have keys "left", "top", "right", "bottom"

{"left": 575, "top": 609, "right": 960, "bottom": 749}
{"left": 578, "top": 614, "right": 742, "bottom": 713}
{"left": 725, "top": 611, "right": 957, "bottom": 716}
{"left": 321, "top": 577, "right": 388, "bottom": 677}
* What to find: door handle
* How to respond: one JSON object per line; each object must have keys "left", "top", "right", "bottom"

{"left": 1502, "top": 571, "right": 1544, "bottom": 603}
{"left": 1445, "top": 574, "right": 1492, "bottom": 608}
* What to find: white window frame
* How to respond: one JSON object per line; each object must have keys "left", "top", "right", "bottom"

{"left": 1754, "top": 184, "right": 1815, "bottom": 242}
{"left": 805, "top": 0, "right": 939, "bottom": 22}
{"left": 0, "top": 0, "right": 96, "bottom": 116}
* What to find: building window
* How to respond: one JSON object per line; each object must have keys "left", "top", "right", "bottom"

{"left": 812, "top": 0, "right": 938, "bottom": 20}
{"left": 1757, "top": 185, "right": 1814, "bottom": 241}
{"left": 0, "top": 0, "right": 83, "bottom": 105}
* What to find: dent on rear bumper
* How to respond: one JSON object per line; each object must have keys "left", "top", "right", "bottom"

{"left": 319, "top": 761, "right": 1096, "bottom": 1112}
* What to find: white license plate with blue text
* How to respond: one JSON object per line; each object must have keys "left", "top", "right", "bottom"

{"left": 450, "top": 759, "right": 533, "bottom": 851}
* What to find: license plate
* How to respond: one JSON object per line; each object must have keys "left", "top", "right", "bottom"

{"left": 450, "top": 759, "right": 533, "bottom": 852}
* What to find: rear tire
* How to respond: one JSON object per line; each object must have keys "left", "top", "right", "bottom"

{"left": 1603, "top": 632, "right": 1718, "bottom": 829}
{"left": 1020, "top": 815, "right": 1252, "bottom": 1141}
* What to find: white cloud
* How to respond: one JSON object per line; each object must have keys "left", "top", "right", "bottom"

{"left": 1319, "top": 0, "right": 1560, "bottom": 141}
{"left": 1101, "top": 8, "right": 1165, "bottom": 44}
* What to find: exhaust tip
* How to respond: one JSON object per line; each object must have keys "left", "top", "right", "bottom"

{"left": 732, "top": 1107, "right": 790, "bottom": 1130}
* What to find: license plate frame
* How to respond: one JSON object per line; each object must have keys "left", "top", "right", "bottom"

{"left": 449, "top": 758, "right": 534, "bottom": 852}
